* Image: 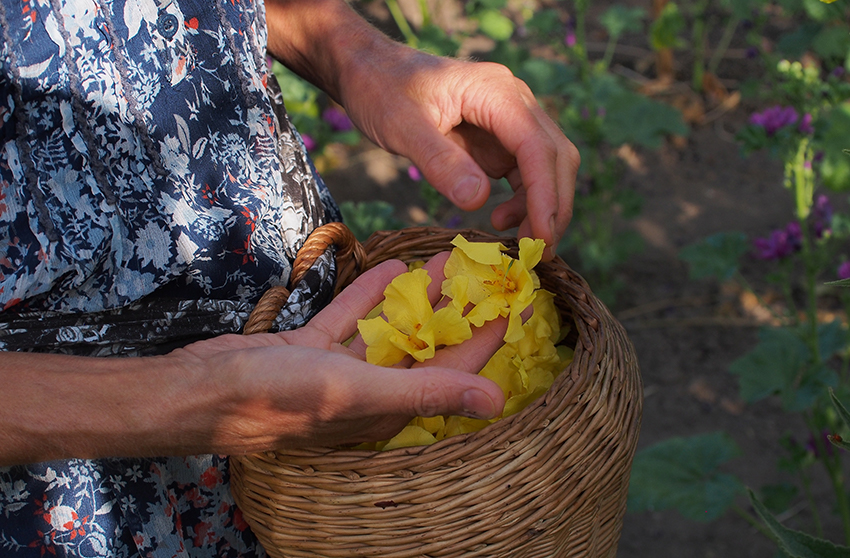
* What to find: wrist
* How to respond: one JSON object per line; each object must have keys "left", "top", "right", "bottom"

{"left": 264, "top": 0, "right": 405, "bottom": 104}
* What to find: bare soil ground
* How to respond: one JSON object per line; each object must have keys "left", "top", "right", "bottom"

{"left": 321, "top": 2, "right": 850, "bottom": 555}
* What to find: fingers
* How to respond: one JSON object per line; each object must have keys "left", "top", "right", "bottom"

{"left": 453, "top": 64, "right": 579, "bottom": 260}
{"left": 304, "top": 259, "right": 408, "bottom": 345}
{"left": 421, "top": 315, "right": 508, "bottom": 374}
{"left": 345, "top": 252, "right": 450, "bottom": 358}
{"left": 354, "top": 365, "right": 505, "bottom": 420}
{"left": 404, "top": 116, "right": 493, "bottom": 212}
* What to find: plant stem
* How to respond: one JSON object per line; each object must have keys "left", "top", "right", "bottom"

{"left": 384, "top": 0, "right": 418, "bottom": 47}
{"left": 732, "top": 504, "right": 774, "bottom": 540}
{"left": 708, "top": 15, "right": 739, "bottom": 75}
{"left": 799, "top": 456, "right": 825, "bottom": 538}
{"left": 829, "top": 461, "right": 850, "bottom": 545}
{"left": 574, "top": 0, "right": 591, "bottom": 82}
{"left": 417, "top": 0, "right": 430, "bottom": 27}
{"left": 692, "top": 16, "right": 705, "bottom": 92}
{"left": 807, "top": 411, "right": 850, "bottom": 544}
{"left": 601, "top": 35, "right": 618, "bottom": 72}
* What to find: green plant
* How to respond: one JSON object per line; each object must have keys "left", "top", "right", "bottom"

{"left": 628, "top": 22, "right": 850, "bottom": 550}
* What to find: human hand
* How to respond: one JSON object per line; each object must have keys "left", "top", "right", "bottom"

{"left": 173, "top": 256, "right": 506, "bottom": 454}
{"left": 337, "top": 47, "right": 580, "bottom": 261}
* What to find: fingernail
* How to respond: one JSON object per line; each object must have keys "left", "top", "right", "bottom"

{"left": 453, "top": 176, "right": 481, "bottom": 204}
{"left": 462, "top": 389, "right": 498, "bottom": 420}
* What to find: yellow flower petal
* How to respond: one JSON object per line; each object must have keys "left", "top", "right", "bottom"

{"left": 416, "top": 306, "right": 472, "bottom": 355}
{"left": 518, "top": 237, "right": 545, "bottom": 271}
{"left": 443, "top": 415, "right": 491, "bottom": 437}
{"left": 383, "top": 268, "right": 433, "bottom": 334}
{"left": 382, "top": 425, "right": 438, "bottom": 450}
{"left": 480, "top": 346, "right": 525, "bottom": 401}
{"left": 411, "top": 415, "right": 446, "bottom": 436}
{"left": 358, "top": 316, "right": 411, "bottom": 366}
{"left": 451, "top": 234, "right": 507, "bottom": 265}
{"left": 442, "top": 249, "right": 492, "bottom": 304}
{"left": 503, "top": 385, "right": 549, "bottom": 418}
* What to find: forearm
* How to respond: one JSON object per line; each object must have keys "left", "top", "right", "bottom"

{"left": 264, "top": 0, "right": 406, "bottom": 104}
{"left": 0, "top": 351, "right": 222, "bottom": 465}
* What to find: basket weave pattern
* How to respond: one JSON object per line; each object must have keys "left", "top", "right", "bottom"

{"left": 231, "top": 226, "right": 642, "bottom": 558}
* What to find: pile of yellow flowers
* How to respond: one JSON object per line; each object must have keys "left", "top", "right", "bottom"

{"left": 356, "top": 235, "right": 575, "bottom": 451}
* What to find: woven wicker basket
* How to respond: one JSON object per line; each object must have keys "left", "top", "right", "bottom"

{"left": 230, "top": 224, "right": 642, "bottom": 558}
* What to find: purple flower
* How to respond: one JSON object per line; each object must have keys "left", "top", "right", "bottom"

{"left": 749, "top": 105, "right": 799, "bottom": 135}
{"left": 832, "top": 67, "right": 846, "bottom": 78}
{"left": 445, "top": 215, "right": 463, "bottom": 229}
{"left": 798, "top": 113, "right": 814, "bottom": 135}
{"left": 752, "top": 222, "right": 802, "bottom": 260}
{"left": 300, "top": 133, "right": 316, "bottom": 152}
{"left": 745, "top": 46, "right": 759, "bottom": 59}
{"left": 564, "top": 18, "right": 576, "bottom": 47}
{"left": 812, "top": 194, "right": 833, "bottom": 238}
{"left": 806, "top": 430, "right": 836, "bottom": 459}
{"left": 322, "top": 107, "right": 353, "bottom": 132}
{"left": 407, "top": 166, "right": 423, "bottom": 182}
{"left": 838, "top": 261, "right": 850, "bottom": 280}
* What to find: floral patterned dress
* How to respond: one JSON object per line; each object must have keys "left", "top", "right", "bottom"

{"left": 0, "top": 0, "right": 343, "bottom": 554}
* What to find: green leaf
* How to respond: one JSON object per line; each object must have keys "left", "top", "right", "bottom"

{"left": 748, "top": 488, "right": 850, "bottom": 557}
{"left": 729, "top": 327, "right": 808, "bottom": 404}
{"left": 728, "top": 327, "right": 837, "bottom": 412}
{"left": 465, "top": 0, "right": 506, "bottom": 12}
{"left": 525, "top": 8, "right": 560, "bottom": 36}
{"left": 477, "top": 9, "right": 515, "bottom": 41}
{"left": 515, "top": 59, "right": 577, "bottom": 97}
{"left": 803, "top": 0, "right": 846, "bottom": 22}
{"left": 818, "top": 320, "right": 846, "bottom": 361}
{"left": 679, "top": 232, "right": 748, "bottom": 281}
{"left": 819, "top": 103, "right": 850, "bottom": 192}
{"left": 600, "top": 91, "right": 689, "bottom": 149}
{"left": 759, "top": 483, "right": 799, "bottom": 515}
{"left": 777, "top": 22, "right": 821, "bottom": 59}
{"left": 811, "top": 25, "right": 850, "bottom": 64}
{"left": 415, "top": 24, "right": 461, "bottom": 57}
{"left": 649, "top": 2, "right": 686, "bottom": 51}
{"left": 830, "top": 388, "right": 850, "bottom": 431}
{"left": 599, "top": 5, "right": 646, "bottom": 39}
{"left": 628, "top": 432, "right": 743, "bottom": 521}
{"left": 788, "top": 362, "right": 839, "bottom": 412}
{"left": 825, "top": 278, "right": 850, "bottom": 288}
{"left": 719, "top": 0, "right": 763, "bottom": 20}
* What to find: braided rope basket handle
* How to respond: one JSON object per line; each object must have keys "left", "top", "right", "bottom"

{"left": 242, "top": 222, "right": 366, "bottom": 335}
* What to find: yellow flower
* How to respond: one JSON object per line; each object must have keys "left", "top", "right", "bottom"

{"left": 442, "top": 415, "right": 491, "bottom": 438}
{"left": 358, "top": 268, "right": 472, "bottom": 366}
{"left": 381, "top": 425, "right": 438, "bottom": 451}
{"left": 442, "top": 235, "right": 545, "bottom": 343}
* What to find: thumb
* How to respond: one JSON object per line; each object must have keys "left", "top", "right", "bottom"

{"left": 407, "top": 126, "right": 492, "bottom": 211}
{"left": 364, "top": 366, "right": 505, "bottom": 420}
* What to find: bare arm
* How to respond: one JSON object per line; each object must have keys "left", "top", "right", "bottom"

{"left": 263, "top": 0, "right": 579, "bottom": 260}
{"left": 0, "top": 260, "right": 504, "bottom": 466}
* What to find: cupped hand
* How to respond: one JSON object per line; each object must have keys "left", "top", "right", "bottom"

{"left": 173, "top": 257, "right": 506, "bottom": 454}
{"left": 337, "top": 46, "right": 580, "bottom": 260}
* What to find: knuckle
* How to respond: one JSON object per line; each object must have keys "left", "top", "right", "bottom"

{"left": 408, "top": 375, "right": 453, "bottom": 417}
